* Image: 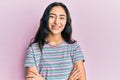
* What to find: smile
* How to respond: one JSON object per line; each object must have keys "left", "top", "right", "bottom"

{"left": 51, "top": 25, "right": 61, "bottom": 30}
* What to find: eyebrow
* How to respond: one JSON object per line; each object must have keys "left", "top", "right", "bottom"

{"left": 50, "top": 13, "right": 66, "bottom": 17}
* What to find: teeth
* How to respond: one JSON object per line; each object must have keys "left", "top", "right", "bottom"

{"left": 52, "top": 26, "right": 59, "bottom": 30}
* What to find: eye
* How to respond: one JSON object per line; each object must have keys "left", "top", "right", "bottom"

{"left": 49, "top": 15, "right": 55, "bottom": 18}
{"left": 60, "top": 17, "right": 65, "bottom": 20}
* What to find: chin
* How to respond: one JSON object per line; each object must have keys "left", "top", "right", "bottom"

{"left": 50, "top": 31, "right": 61, "bottom": 35}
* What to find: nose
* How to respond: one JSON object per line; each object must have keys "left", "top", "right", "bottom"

{"left": 54, "top": 17, "right": 60, "bottom": 24}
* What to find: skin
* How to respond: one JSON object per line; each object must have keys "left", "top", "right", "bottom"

{"left": 69, "top": 60, "right": 86, "bottom": 80}
{"left": 26, "top": 66, "right": 45, "bottom": 80}
{"left": 26, "top": 6, "right": 86, "bottom": 80}
{"left": 48, "top": 6, "right": 66, "bottom": 35}
{"left": 46, "top": 6, "right": 67, "bottom": 45}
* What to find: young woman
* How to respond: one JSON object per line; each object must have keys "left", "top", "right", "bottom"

{"left": 24, "top": 2, "right": 86, "bottom": 80}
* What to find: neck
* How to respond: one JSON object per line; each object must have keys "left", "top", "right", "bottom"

{"left": 45, "top": 33, "right": 63, "bottom": 46}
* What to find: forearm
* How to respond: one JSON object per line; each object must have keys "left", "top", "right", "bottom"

{"left": 74, "top": 60, "right": 86, "bottom": 80}
{"left": 26, "top": 76, "right": 44, "bottom": 80}
{"left": 77, "top": 65, "right": 86, "bottom": 80}
{"left": 26, "top": 70, "right": 45, "bottom": 80}
{"left": 26, "top": 67, "right": 45, "bottom": 80}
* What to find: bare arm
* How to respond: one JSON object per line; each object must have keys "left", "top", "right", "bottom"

{"left": 69, "top": 60, "right": 86, "bottom": 80}
{"left": 26, "top": 66, "right": 45, "bottom": 80}
{"left": 75, "top": 60, "right": 86, "bottom": 80}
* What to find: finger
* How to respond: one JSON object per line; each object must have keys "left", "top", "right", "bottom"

{"left": 73, "top": 71, "right": 80, "bottom": 77}
{"left": 72, "top": 68, "right": 81, "bottom": 76}
{"left": 29, "top": 70, "right": 39, "bottom": 76}
{"left": 70, "top": 69, "right": 81, "bottom": 80}
{"left": 26, "top": 74, "right": 37, "bottom": 78}
{"left": 73, "top": 71, "right": 81, "bottom": 79}
{"left": 71, "top": 67, "right": 77, "bottom": 74}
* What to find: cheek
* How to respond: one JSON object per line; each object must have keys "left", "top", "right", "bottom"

{"left": 48, "top": 18, "right": 54, "bottom": 24}
{"left": 62, "top": 21, "right": 67, "bottom": 27}
{"left": 48, "top": 20, "right": 53, "bottom": 28}
{"left": 61, "top": 22, "right": 66, "bottom": 30}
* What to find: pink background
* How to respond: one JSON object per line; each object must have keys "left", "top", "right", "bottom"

{"left": 0, "top": 0, "right": 120, "bottom": 80}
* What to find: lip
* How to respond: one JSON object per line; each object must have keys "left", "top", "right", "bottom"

{"left": 51, "top": 25, "right": 60, "bottom": 30}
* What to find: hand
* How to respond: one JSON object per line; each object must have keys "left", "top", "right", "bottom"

{"left": 68, "top": 67, "right": 81, "bottom": 80}
{"left": 26, "top": 71, "right": 45, "bottom": 80}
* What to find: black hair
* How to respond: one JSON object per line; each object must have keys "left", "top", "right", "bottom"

{"left": 31, "top": 2, "right": 76, "bottom": 51}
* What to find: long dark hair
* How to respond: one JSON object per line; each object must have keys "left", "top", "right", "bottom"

{"left": 31, "top": 2, "right": 76, "bottom": 51}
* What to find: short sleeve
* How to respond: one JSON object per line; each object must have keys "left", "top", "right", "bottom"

{"left": 24, "top": 46, "right": 36, "bottom": 67}
{"left": 72, "top": 43, "right": 85, "bottom": 63}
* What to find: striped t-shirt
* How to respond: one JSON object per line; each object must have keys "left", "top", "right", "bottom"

{"left": 24, "top": 41, "right": 84, "bottom": 80}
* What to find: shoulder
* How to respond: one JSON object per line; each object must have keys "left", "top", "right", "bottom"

{"left": 67, "top": 41, "right": 81, "bottom": 49}
{"left": 29, "top": 43, "right": 39, "bottom": 48}
{"left": 62, "top": 41, "right": 82, "bottom": 51}
{"left": 27, "top": 43, "right": 40, "bottom": 51}
{"left": 26, "top": 43, "right": 42, "bottom": 56}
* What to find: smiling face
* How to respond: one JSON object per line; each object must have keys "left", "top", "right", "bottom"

{"left": 48, "top": 6, "right": 67, "bottom": 35}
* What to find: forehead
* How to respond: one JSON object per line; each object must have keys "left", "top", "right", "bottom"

{"left": 50, "top": 6, "right": 66, "bottom": 16}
